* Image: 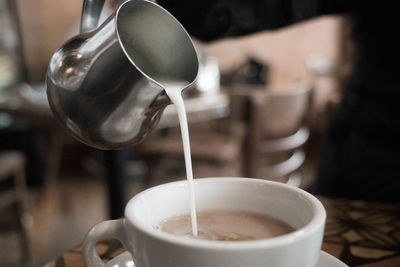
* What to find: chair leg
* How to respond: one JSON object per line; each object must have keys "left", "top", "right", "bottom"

{"left": 44, "top": 131, "right": 64, "bottom": 186}
{"left": 15, "top": 164, "right": 31, "bottom": 264}
{"left": 243, "top": 135, "right": 258, "bottom": 178}
{"left": 17, "top": 210, "right": 31, "bottom": 265}
{"left": 8, "top": 199, "right": 31, "bottom": 266}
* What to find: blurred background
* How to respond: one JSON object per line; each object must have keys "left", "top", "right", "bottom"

{"left": 0, "top": 0, "right": 353, "bottom": 266}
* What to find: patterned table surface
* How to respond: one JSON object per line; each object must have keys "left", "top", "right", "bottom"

{"left": 44, "top": 197, "right": 400, "bottom": 267}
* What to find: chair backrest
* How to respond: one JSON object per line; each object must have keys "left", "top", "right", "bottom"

{"left": 250, "top": 82, "right": 313, "bottom": 139}
{"left": 0, "top": 1, "right": 28, "bottom": 89}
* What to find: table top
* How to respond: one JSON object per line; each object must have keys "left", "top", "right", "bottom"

{"left": 319, "top": 198, "right": 400, "bottom": 266}
{"left": 157, "top": 93, "right": 230, "bottom": 129}
{"left": 44, "top": 197, "right": 400, "bottom": 267}
{"left": 0, "top": 83, "right": 51, "bottom": 117}
{"left": 0, "top": 83, "right": 230, "bottom": 130}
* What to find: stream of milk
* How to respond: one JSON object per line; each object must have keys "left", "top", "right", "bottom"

{"left": 164, "top": 85, "right": 198, "bottom": 236}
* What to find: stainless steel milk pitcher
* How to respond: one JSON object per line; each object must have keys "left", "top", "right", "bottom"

{"left": 46, "top": 0, "right": 198, "bottom": 150}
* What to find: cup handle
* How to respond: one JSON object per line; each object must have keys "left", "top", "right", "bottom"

{"left": 83, "top": 219, "right": 131, "bottom": 267}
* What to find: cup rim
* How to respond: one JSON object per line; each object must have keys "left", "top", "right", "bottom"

{"left": 125, "top": 177, "right": 326, "bottom": 250}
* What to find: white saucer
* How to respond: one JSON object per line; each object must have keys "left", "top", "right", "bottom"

{"left": 106, "top": 250, "right": 348, "bottom": 267}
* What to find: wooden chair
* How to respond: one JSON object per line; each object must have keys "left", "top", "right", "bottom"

{"left": 244, "top": 82, "right": 313, "bottom": 186}
{"left": 0, "top": 150, "right": 30, "bottom": 264}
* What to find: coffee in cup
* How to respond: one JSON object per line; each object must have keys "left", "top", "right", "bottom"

{"left": 157, "top": 210, "right": 294, "bottom": 241}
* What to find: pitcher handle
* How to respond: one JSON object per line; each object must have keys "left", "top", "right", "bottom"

{"left": 83, "top": 219, "right": 132, "bottom": 267}
{"left": 80, "top": 0, "right": 105, "bottom": 33}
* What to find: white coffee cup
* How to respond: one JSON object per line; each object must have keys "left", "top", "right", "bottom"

{"left": 83, "top": 177, "right": 326, "bottom": 267}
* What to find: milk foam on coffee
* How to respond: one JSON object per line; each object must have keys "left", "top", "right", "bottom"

{"left": 164, "top": 84, "right": 198, "bottom": 236}
{"left": 156, "top": 210, "right": 295, "bottom": 241}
